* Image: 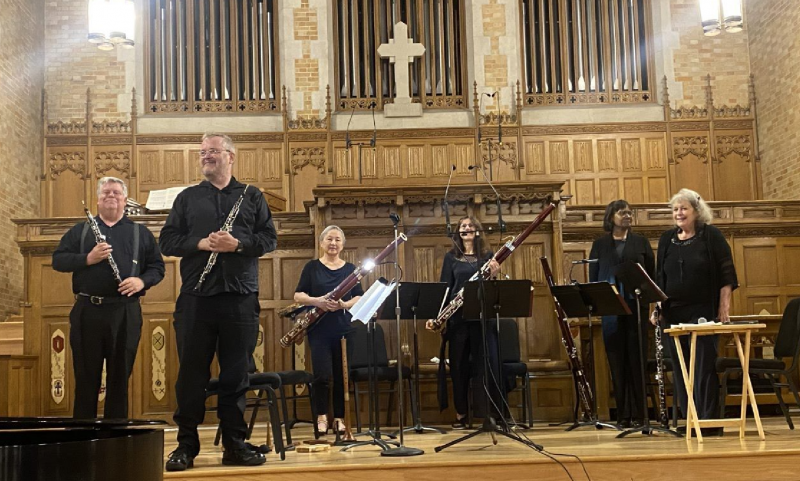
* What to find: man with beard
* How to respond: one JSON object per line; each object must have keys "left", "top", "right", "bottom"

{"left": 161, "top": 133, "right": 277, "bottom": 470}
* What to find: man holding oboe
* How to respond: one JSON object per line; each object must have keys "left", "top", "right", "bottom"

{"left": 161, "top": 133, "right": 277, "bottom": 471}
{"left": 53, "top": 176, "right": 165, "bottom": 420}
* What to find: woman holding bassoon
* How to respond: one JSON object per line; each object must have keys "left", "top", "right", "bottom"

{"left": 427, "top": 216, "right": 500, "bottom": 429}
{"left": 294, "top": 226, "right": 364, "bottom": 436}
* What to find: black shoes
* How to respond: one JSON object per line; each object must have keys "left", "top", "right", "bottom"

{"left": 165, "top": 448, "right": 194, "bottom": 472}
{"left": 451, "top": 417, "right": 468, "bottom": 430}
{"left": 222, "top": 447, "right": 267, "bottom": 466}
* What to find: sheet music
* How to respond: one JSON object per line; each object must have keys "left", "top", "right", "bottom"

{"left": 349, "top": 279, "right": 396, "bottom": 324}
{"left": 145, "top": 186, "right": 189, "bottom": 211}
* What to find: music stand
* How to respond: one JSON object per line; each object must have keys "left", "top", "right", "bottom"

{"left": 381, "top": 282, "right": 449, "bottom": 435}
{"left": 342, "top": 281, "right": 399, "bottom": 452}
{"left": 613, "top": 261, "right": 681, "bottom": 439}
{"left": 551, "top": 281, "right": 630, "bottom": 431}
{"left": 435, "top": 279, "right": 543, "bottom": 453}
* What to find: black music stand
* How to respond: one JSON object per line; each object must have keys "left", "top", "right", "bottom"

{"left": 381, "top": 282, "right": 449, "bottom": 435}
{"left": 613, "top": 261, "right": 681, "bottom": 438}
{"left": 435, "top": 279, "right": 543, "bottom": 453}
{"left": 551, "top": 281, "right": 630, "bottom": 431}
{"left": 339, "top": 315, "right": 399, "bottom": 451}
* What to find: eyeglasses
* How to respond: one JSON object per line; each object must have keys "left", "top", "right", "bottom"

{"left": 616, "top": 210, "right": 633, "bottom": 217}
{"left": 198, "top": 148, "right": 231, "bottom": 157}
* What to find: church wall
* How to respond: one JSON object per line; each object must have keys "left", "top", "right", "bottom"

{"left": 0, "top": 0, "right": 45, "bottom": 320}
{"left": 38, "top": 0, "right": 755, "bottom": 129}
{"left": 43, "top": 0, "right": 130, "bottom": 121}
{"left": 747, "top": 0, "right": 800, "bottom": 200}
{"left": 666, "top": 0, "right": 751, "bottom": 107}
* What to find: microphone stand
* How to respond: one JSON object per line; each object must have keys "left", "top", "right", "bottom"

{"left": 382, "top": 214, "right": 424, "bottom": 457}
{"left": 345, "top": 103, "right": 377, "bottom": 183}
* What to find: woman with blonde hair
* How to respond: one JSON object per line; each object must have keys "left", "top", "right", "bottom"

{"left": 651, "top": 188, "right": 738, "bottom": 436}
{"left": 295, "top": 225, "right": 363, "bottom": 435}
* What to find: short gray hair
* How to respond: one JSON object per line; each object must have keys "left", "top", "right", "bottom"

{"left": 201, "top": 132, "right": 236, "bottom": 154}
{"left": 319, "top": 225, "right": 345, "bottom": 244}
{"left": 669, "top": 188, "right": 713, "bottom": 227}
{"left": 97, "top": 176, "right": 128, "bottom": 197}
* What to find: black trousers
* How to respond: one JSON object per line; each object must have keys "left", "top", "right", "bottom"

{"left": 172, "top": 292, "right": 259, "bottom": 456}
{"left": 69, "top": 297, "right": 142, "bottom": 419}
{"left": 662, "top": 303, "right": 720, "bottom": 420}
{"left": 448, "top": 320, "right": 501, "bottom": 418}
{"left": 308, "top": 333, "right": 345, "bottom": 418}
{"left": 601, "top": 299, "right": 646, "bottom": 423}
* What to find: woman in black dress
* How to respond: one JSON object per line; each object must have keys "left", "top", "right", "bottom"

{"left": 294, "top": 225, "right": 364, "bottom": 435}
{"left": 651, "top": 188, "right": 738, "bottom": 436}
{"left": 426, "top": 216, "right": 500, "bottom": 428}
{"left": 589, "top": 199, "right": 655, "bottom": 428}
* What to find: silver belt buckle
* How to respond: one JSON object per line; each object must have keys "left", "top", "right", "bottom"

{"left": 90, "top": 296, "right": 103, "bottom": 306}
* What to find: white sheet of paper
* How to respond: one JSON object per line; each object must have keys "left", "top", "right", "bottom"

{"left": 349, "top": 279, "right": 397, "bottom": 324}
{"left": 145, "top": 186, "right": 189, "bottom": 211}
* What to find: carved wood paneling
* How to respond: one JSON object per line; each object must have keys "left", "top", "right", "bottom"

{"left": 621, "top": 139, "right": 642, "bottom": 172}
{"left": 550, "top": 142, "right": 569, "bottom": 174}
{"left": 49, "top": 152, "right": 87, "bottom": 180}
{"left": 383, "top": 146, "right": 401, "bottom": 178}
{"left": 525, "top": 142, "right": 545, "bottom": 175}
{"left": 94, "top": 151, "right": 131, "bottom": 179}
{"left": 672, "top": 135, "right": 712, "bottom": 200}
{"left": 235, "top": 149, "right": 259, "bottom": 182}
{"left": 138, "top": 151, "right": 160, "bottom": 185}
{"left": 574, "top": 141, "right": 594, "bottom": 173}
{"left": 164, "top": 151, "right": 185, "bottom": 184}
{"left": 408, "top": 146, "right": 425, "bottom": 177}
{"left": 597, "top": 140, "right": 617, "bottom": 172}
{"left": 290, "top": 147, "right": 326, "bottom": 174}
{"left": 335, "top": 149, "right": 352, "bottom": 179}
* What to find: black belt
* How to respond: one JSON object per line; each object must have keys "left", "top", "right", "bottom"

{"left": 76, "top": 293, "right": 138, "bottom": 306}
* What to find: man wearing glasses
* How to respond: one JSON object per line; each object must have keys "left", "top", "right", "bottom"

{"left": 160, "top": 133, "right": 277, "bottom": 470}
{"left": 53, "top": 176, "right": 165, "bottom": 420}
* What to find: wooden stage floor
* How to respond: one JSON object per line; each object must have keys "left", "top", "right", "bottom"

{"left": 163, "top": 417, "right": 800, "bottom": 481}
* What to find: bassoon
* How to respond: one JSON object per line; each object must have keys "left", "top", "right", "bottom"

{"left": 279, "top": 233, "right": 408, "bottom": 347}
{"left": 540, "top": 256, "right": 595, "bottom": 421}
{"left": 427, "top": 202, "right": 556, "bottom": 333}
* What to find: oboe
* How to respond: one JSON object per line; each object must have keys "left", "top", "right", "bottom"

{"left": 654, "top": 307, "right": 669, "bottom": 427}
{"left": 194, "top": 185, "right": 249, "bottom": 291}
{"left": 82, "top": 201, "right": 122, "bottom": 284}
{"left": 427, "top": 202, "right": 555, "bottom": 333}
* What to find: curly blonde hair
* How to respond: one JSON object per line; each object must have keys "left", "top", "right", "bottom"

{"left": 669, "top": 188, "right": 713, "bottom": 227}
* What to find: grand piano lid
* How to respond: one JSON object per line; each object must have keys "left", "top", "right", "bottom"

{"left": 0, "top": 417, "right": 168, "bottom": 431}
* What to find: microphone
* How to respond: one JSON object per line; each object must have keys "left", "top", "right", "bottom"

{"left": 468, "top": 164, "right": 505, "bottom": 233}
{"left": 496, "top": 91, "right": 502, "bottom": 145}
{"left": 345, "top": 105, "right": 356, "bottom": 149}
{"left": 571, "top": 259, "right": 599, "bottom": 264}
{"left": 442, "top": 164, "right": 456, "bottom": 237}
{"left": 389, "top": 213, "right": 400, "bottom": 225}
{"left": 370, "top": 102, "right": 377, "bottom": 148}
{"left": 477, "top": 92, "right": 495, "bottom": 145}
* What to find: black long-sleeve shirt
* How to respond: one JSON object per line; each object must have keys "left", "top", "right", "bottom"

{"left": 159, "top": 177, "right": 278, "bottom": 296}
{"left": 439, "top": 250, "right": 493, "bottom": 325}
{"left": 52, "top": 216, "right": 165, "bottom": 298}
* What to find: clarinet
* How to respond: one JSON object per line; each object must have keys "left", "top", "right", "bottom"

{"left": 82, "top": 201, "right": 122, "bottom": 284}
{"left": 427, "top": 202, "right": 556, "bottom": 333}
{"left": 654, "top": 307, "right": 669, "bottom": 427}
{"left": 540, "top": 256, "right": 596, "bottom": 421}
{"left": 194, "top": 185, "right": 249, "bottom": 291}
{"left": 280, "top": 233, "right": 408, "bottom": 347}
